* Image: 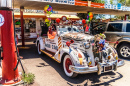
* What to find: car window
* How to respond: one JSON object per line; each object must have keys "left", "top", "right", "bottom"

{"left": 126, "top": 23, "right": 130, "bottom": 32}
{"left": 107, "top": 23, "right": 122, "bottom": 32}
{"left": 59, "top": 28, "right": 68, "bottom": 32}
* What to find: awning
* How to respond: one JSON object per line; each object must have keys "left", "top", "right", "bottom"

{"left": 13, "top": 0, "right": 130, "bottom": 16}
{"left": 14, "top": 13, "right": 79, "bottom": 19}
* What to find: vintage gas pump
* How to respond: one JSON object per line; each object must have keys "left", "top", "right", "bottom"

{"left": 0, "top": 0, "right": 20, "bottom": 85}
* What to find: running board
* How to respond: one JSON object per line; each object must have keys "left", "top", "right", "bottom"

{"left": 40, "top": 49, "right": 60, "bottom": 63}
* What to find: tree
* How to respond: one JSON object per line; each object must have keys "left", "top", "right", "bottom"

{"left": 118, "top": 0, "right": 130, "bottom": 6}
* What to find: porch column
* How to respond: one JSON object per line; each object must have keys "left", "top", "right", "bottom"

{"left": 36, "top": 18, "right": 41, "bottom": 34}
{"left": 20, "top": 6, "right": 25, "bottom": 47}
{"left": 125, "top": 14, "right": 129, "bottom": 21}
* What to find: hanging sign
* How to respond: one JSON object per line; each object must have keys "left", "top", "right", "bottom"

{"left": 0, "top": 14, "right": 4, "bottom": 27}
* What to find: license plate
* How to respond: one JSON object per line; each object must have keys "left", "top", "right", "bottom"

{"left": 105, "top": 66, "right": 112, "bottom": 71}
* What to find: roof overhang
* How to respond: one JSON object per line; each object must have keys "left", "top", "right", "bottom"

{"left": 13, "top": 0, "right": 130, "bottom": 16}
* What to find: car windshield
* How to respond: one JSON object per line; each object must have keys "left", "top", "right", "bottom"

{"left": 58, "top": 28, "right": 68, "bottom": 32}
{"left": 58, "top": 26, "right": 80, "bottom": 32}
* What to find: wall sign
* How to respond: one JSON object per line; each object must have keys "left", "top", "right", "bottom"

{"left": 41, "top": 0, "right": 75, "bottom": 5}
{"left": 14, "top": 9, "right": 58, "bottom": 14}
{"left": 105, "top": 4, "right": 130, "bottom": 11}
{"left": 0, "top": 14, "right": 4, "bottom": 27}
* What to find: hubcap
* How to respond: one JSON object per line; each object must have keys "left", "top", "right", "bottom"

{"left": 120, "top": 46, "right": 130, "bottom": 57}
{"left": 65, "top": 58, "right": 72, "bottom": 73}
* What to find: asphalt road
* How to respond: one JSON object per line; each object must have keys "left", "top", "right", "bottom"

{"left": 18, "top": 41, "right": 130, "bottom": 86}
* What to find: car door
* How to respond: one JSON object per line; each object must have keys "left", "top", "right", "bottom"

{"left": 105, "top": 23, "right": 124, "bottom": 46}
{"left": 124, "top": 23, "right": 130, "bottom": 38}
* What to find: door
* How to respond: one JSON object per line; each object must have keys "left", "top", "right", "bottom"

{"left": 105, "top": 23, "right": 124, "bottom": 46}
{"left": 124, "top": 23, "right": 130, "bottom": 38}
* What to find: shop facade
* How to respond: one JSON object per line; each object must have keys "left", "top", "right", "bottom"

{"left": 14, "top": 8, "right": 79, "bottom": 39}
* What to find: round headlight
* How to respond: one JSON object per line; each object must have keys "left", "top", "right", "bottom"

{"left": 83, "top": 42, "right": 90, "bottom": 49}
{"left": 95, "top": 57, "right": 99, "bottom": 62}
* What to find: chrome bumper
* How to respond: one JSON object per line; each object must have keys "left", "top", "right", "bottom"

{"left": 69, "top": 60, "right": 124, "bottom": 74}
{"left": 117, "top": 60, "right": 125, "bottom": 67}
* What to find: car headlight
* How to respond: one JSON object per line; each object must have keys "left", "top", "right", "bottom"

{"left": 83, "top": 42, "right": 90, "bottom": 49}
{"left": 95, "top": 57, "right": 99, "bottom": 62}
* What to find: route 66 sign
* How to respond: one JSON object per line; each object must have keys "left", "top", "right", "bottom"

{"left": 0, "top": 14, "right": 4, "bottom": 27}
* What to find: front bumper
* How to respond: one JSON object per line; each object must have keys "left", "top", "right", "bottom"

{"left": 69, "top": 60, "right": 124, "bottom": 74}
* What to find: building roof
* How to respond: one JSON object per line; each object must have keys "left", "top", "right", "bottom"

{"left": 13, "top": 0, "right": 130, "bottom": 16}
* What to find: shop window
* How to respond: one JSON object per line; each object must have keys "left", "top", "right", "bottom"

{"left": 15, "top": 19, "right": 21, "bottom": 33}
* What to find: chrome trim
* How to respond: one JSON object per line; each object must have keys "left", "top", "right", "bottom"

{"left": 117, "top": 60, "right": 125, "bottom": 67}
{"left": 69, "top": 61, "right": 120, "bottom": 74}
{"left": 114, "top": 38, "right": 130, "bottom": 48}
{"left": 97, "top": 62, "right": 102, "bottom": 75}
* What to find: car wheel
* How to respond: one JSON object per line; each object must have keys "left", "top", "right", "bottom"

{"left": 63, "top": 55, "right": 78, "bottom": 78}
{"left": 37, "top": 42, "right": 41, "bottom": 55}
{"left": 118, "top": 44, "right": 130, "bottom": 58}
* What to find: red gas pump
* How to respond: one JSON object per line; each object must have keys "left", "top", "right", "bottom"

{"left": 0, "top": 6, "right": 20, "bottom": 85}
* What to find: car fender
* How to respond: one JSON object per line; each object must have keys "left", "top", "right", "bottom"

{"left": 60, "top": 47, "right": 87, "bottom": 66}
{"left": 114, "top": 37, "right": 130, "bottom": 48}
{"left": 36, "top": 37, "right": 45, "bottom": 50}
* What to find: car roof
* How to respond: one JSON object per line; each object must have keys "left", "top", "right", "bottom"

{"left": 108, "top": 20, "right": 130, "bottom": 23}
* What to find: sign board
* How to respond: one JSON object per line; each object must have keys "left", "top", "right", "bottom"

{"left": 14, "top": 8, "right": 58, "bottom": 14}
{"left": 41, "top": 0, "right": 75, "bottom": 5}
{"left": 0, "top": 14, "right": 4, "bottom": 27}
{"left": 117, "top": 3, "right": 121, "bottom": 9}
{"left": 105, "top": 4, "right": 130, "bottom": 11}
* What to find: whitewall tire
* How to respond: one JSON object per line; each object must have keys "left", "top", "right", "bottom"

{"left": 63, "top": 55, "right": 78, "bottom": 78}
{"left": 38, "top": 42, "right": 41, "bottom": 55}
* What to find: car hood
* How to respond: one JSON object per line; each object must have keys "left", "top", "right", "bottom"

{"left": 61, "top": 32, "right": 94, "bottom": 41}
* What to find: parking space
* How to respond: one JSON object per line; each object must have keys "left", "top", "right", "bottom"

{"left": 18, "top": 41, "right": 130, "bottom": 86}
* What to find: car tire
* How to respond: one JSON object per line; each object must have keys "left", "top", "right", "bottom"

{"left": 37, "top": 42, "right": 41, "bottom": 55}
{"left": 63, "top": 55, "right": 78, "bottom": 78}
{"left": 118, "top": 44, "right": 130, "bottom": 59}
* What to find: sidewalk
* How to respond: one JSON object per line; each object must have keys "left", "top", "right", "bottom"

{"left": 0, "top": 60, "right": 39, "bottom": 86}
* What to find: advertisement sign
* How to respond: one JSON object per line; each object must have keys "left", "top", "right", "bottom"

{"left": 41, "top": 0, "right": 75, "bottom": 5}
{"left": 105, "top": 4, "right": 130, "bottom": 11}
{"left": 14, "top": 8, "right": 58, "bottom": 14}
{"left": 117, "top": 3, "right": 121, "bottom": 9}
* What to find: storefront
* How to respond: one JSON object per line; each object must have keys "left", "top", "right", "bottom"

{"left": 14, "top": 8, "right": 79, "bottom": 39}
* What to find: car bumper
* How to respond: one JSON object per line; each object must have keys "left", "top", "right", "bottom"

{"left": 69, "top": 60, "right": 124, "bottom": 74}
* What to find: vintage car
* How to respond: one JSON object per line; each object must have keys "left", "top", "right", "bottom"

{"left": 36, "top": 25, "right": 124, "bottom": 77}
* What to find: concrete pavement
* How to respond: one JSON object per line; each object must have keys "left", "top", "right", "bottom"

{"left": 18, "top": 41, "right": 130, "bottom": 86}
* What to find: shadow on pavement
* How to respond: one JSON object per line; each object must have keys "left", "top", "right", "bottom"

{"left": 18, "top": 43, "right": 123, "bottom": 86}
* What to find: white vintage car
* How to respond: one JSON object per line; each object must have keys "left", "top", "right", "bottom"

{"left": 36, "top": 25, "right": 124, "bottom": 77}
